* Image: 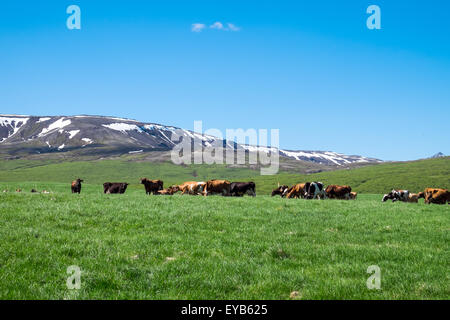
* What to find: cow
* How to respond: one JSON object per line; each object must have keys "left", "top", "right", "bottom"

{"left": 71, "top": 178, "right": 83, "bottom": 194}
{"left": 349, "top": 192, "right": 357, "bottom": 200}
{"left": 325, "top": 185, "right": 352, "bottom": 200}
{"left": 204, "top": 179, "right": 231, "bottom": 196}
{"left": 285, "top": 183, "right": 306, "bottom": 199}
{"left": 304, "top": 182, "right": 326, "bottom": 199}
{"left": 382, "top": 189, "right": 409, "bottom": 202}
{"left": 103, "top": 182, "right": 129, "bottom": 194}
{"left": 140, "top": 178, "right": 163, "bottom": 195}
{"left": 407, "top": 193, "right": 420, "bottom": 203}
{"left": 31, "top": 189, "right": 38, "bottom": 193}
{"left": 271, "top": 185, "right": 289, "bottom": 197}
{"left": 155, "top": 186, "right": 177, "bottom": 195}
{"left": 176, "top": 181, "right": 206, "bottom": 195}
{"left": 424, "top": 188, "right": 450, "bottom": 205}
{"left": 230, "top": 182, "right": 256, "bottom": 197}
{"left": 16, "top": 189, "right": 21, "bottom": 193}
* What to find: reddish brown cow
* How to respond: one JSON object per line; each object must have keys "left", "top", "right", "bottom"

{"left": 204, "top": 179, "right": 231, "bottom": 196}
{"left": 424, "top": 188, "right": 450, "bottom": 205}
{"left": 285, "top": 183, "right": 306, "bottom": 199}
{"left": 325, "top": 185, "right": 352, "bottom": 200}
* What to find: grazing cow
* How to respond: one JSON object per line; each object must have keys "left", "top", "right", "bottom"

{"left": 349, "top": 192, "right": 357, "bottom": 200}
{"left": 424, "top": 188, "right": 450, "bottom": 205}
{"left": 304, "top": 182, "right": 326, "bottom": 199}
{"left": 71, "top": 178, "right": 83, "bottom": 194}
{"left": 382, "top": 189, "right": 409, "bottom": 202}
{"left": 16, "top": 189, "right": 21, "bottom": 193}
{"left": 176, "top": 181, "right": 206, "bottom": 195}
{"left": 417, "top": 192, "right": 425, "bottom": 199}
{"left": 271, "top": 185, "right": 289, "bottom": 197}
{"left": 325, "top": 185, "right": 352, "bottom": 200}
{"left": 407, "top": 193, "right": 419, "bottom": 203}
{"left": 230, "top": 182, "right": 256, "bottom": 197}
{"left": 103, "top": 182, "right": 129, "bottom": 194}
{"left": 285, "top": 183, "right": 306, "bottom": 199}
{"left": 204, "top": 179, "right": 231, "bottom": 196}
{"left": 140, "top": 178, "right": 163, "bottom": 195}
{"left": 31, "top": 189, "right": 38, "bottom": 193}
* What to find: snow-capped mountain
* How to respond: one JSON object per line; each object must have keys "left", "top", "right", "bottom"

{"left": 0, "top": 114, "right": 382, "bottom": 166}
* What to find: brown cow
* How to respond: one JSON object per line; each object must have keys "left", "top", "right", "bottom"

{"left": 285, "top": 183, "right": 306, "bottom": 199}
{"left": 177, "top": 181, "right": 206, "bottom": 195}
{"left": 325, "top": 185, "right": 352, "bottom": 200}
{"left": 71, "top": 178, "right": 83, "bottom": 194}
{"left": 140, "top": 178, "right": 163, "bottom": 195}
{"left": 156, "top": 186, "right": 177, "bottom": 195}
{"left": 407, "top": 193, "right": 419, "bottom": 203}
{"left": 424, "top": 188, "right": 450, "bottom": 205}
{"left": 349, "top": 192, "right": 357, "bottom": 200}
{"left": 204, "top": 179, "right": 231, "bottom": 196}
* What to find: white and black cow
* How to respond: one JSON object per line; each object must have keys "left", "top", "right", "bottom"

{"left": 304, "top": 182, "right": 326, "bottom": 199}
{"left": 382, "top": 189, "right": 409, "bottom": 202}
{"left": 230, "top": 182, "right": 256, "bottom": 197}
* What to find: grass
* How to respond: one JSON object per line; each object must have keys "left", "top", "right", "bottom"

{"left": 0, "top": 183, "right": 448, "bottom": 299}
{"left": 0, "top": 157, "right": 448, "bottom": 299}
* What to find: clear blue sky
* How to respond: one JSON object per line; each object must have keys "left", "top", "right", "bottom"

{"left": 1, "top": 0, "right": 449, "bottom": 161}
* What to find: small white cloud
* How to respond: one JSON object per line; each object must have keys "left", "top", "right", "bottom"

{"left": 210, "top": 22, "right": 224, "bottom": 30}
{"left": 227, "top": 23, "right": 240, "bottom": 31}
{"left": 191, "top": 23, "right": 206, "bottom": 32}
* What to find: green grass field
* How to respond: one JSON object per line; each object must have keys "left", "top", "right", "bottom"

{"left": 0, "top": 157, "right": 448, "bottom": 299}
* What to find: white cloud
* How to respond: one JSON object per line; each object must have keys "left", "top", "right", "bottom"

{"left": 227, "top": 23, "right": 240, "bottom": 31}
{"left": 210, "top": 22, "right": 224, "bottom": 30}
{"left": 192, "top": 22, "right": 240, "bottom": 32}
{"left": 191, "top": 23, "right": 206, "bottom": 32}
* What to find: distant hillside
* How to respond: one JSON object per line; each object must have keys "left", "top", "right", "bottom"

{"left": 0, "top": 156, "right": 448, "bottom": 195}
{"left": 0, "top": 114, "right": 381, "bottom": 169}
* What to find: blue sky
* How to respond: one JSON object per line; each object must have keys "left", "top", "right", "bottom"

{"left": 0, "top": 0, "right": 449, "bottom": 161}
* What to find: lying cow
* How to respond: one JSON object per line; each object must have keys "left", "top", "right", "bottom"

{"left": 155, "top": 186, "right": 178, "bottom": 195}
{"left": 230, "top": 182, "right": 256, "bottom": 197}
{"left": 271, "top": 185, "right": 289, "bottom": 197}
{"left": 71, "top": 178, "right": 83, "bottom": 194}
{"left": 176, "top": 181, "right": 206, "bottom": 195}
{"left": 304, "top": 182, "right": 326, "bottom": 199}
{"left": 285, "top": 183, "right": 306, "bottom": 199}
{"left": 204, "top": 179, "right": 231, "bottom": 196}
{"left": 349, "top": 192, "right": 357, "bottom": 200}
{"left": 325, "top": 185, "right": 352, "bottom": 200}
{"left": 103, "top": 182, "right": 129, "bottom": 194}
{"left": 424, "top": 188, "right": 450, "bottom": 205}
{"left": 382, "top": 189, "right": 409, "bottom": 202}
{"left": 407, "top": 193, "right": 420, "bottom": 203}
{"left": 140, "top": 178, "right": 163, "bottom": 195}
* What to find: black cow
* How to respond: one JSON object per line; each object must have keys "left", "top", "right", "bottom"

{"left": 271, "top": 185, "right": 289, "bottom": 197}
{"left": 103, "top": 182, "right": 129, "bottom": 194}
{"left": 230, "top": 182, "right": 256, "bottom": 197}
{"left": 71, "top": 178, "right": 83, "bottom": 194}
{"left": 304, "top": 182, "right": 326, "bottom": 199}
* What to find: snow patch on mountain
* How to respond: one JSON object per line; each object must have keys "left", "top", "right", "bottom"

{"left": 0, "top": 116, "right": 29, "bottom": 142}
{"left": 38, "top": 118, "right": 71, "bottom": 137}
{"left": 102, "top": 123, "right": 143, "bottom": 133}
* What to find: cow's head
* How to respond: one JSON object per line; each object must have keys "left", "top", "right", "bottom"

{"left": 76, "top": 178, "right": 84, "bottom": 183}
{"left": 140, "top": 178, "right": 147, "bottom": 184}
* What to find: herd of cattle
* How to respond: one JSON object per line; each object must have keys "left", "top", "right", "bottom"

{"left": 68, "top": 178, "right": 450, "bottom": 204}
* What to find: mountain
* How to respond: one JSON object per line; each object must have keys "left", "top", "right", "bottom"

{"left": 0, "top": 114, "right": 382, "bottom": 168}
{"left": 429, "top": 152, "right": 446, "bottom": 159}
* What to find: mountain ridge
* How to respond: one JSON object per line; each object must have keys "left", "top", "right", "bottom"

{"left": 0, "top": 114, "right": 382, "bottom": 167}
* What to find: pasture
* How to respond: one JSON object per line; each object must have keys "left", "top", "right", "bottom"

{"left": 0, "top": 183, "right": 448, "bottom": 299}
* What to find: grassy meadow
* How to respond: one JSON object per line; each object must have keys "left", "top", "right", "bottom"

{"left": 0, "top": 157, "right": 449, "bottom": 299}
